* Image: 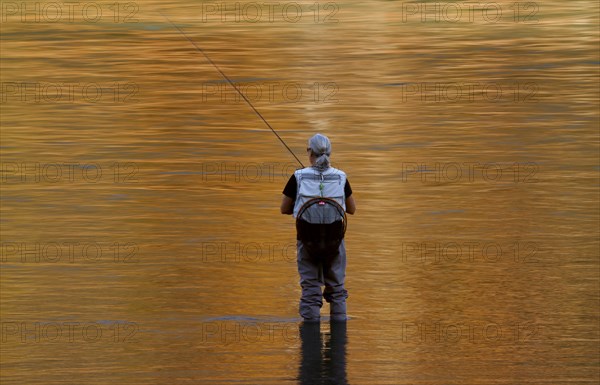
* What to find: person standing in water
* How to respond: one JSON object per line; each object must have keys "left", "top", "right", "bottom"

{"left": 280, "top": 134, "right": 356, "bottom": 322}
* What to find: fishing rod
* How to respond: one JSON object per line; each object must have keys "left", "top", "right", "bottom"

{"left": 159, "top": 11, "right": 305, "bottom": 168}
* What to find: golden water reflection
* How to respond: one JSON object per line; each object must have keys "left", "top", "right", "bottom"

{"left": 1, "top": 1, "right": 598, "bottom": 384}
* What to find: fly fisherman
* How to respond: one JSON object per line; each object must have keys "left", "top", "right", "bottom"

{"left": 280, "top": 134, "right": 356, "bottom": 322}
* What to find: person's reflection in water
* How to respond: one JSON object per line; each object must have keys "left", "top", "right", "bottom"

{"left": 298, "top": 321, "right": 348, "bottom": 385}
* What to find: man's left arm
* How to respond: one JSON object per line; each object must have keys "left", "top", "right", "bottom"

{"left": 280, "top": 174, "right": 296, "bottom": 214}
{"left": 281, "top": 195, "right": 294, "bottom": 214}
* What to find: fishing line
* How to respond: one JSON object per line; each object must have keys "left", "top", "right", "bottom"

{"left": 160, "top": 11, "right": 305, "bottom": 168}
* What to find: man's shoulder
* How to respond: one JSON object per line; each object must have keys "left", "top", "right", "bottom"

{"left": 328, "top": 167, "right": 347, "bottom": 178}
{"left": 295, "top": 166, "right": 347, "bottom": 179}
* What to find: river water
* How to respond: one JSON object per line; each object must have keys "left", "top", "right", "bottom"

{"left": 1, "top": 1, "right": 599, "bottom": 384}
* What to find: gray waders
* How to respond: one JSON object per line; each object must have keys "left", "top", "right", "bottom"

{"left": 297, "top": 239, "right": 348, "bottom": 322}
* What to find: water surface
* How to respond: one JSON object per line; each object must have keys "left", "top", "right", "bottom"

{"left": 1, "top": 1, "right": 599, "bottom": 384}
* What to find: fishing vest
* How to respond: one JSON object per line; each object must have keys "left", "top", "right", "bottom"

{"left": 293, "top": 167, "right": 347, "bottom": 218}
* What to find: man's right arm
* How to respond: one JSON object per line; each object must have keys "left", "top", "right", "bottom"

{"left": 345, "top": 195, "right": 356, "bottom": 215}
{"left": 345, "top": 179, "right": 356, "bottom": 214}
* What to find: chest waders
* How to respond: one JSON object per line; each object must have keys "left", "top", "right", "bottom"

{"left": 294, "top": 168, "right": 349, "bottom": 321}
